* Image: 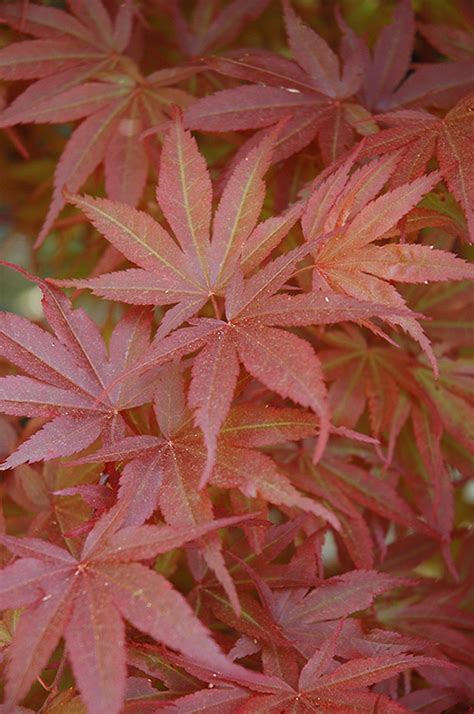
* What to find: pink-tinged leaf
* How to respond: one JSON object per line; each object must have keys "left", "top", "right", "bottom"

{"left": 212, "top": 446, "right": 339, "bottom": 529}
{"left": 162, "top": 686, "right": 250, "bottom": 713}
{"left": 241, "top": 202, "right": 303, "bottom": 273}
{"left": 317, "top": 102, "right": 355, "bottom": 164}
{"left": 108, "top": 307, "right": 154, "bottom": 405}
{"left": 0, "top": 534, "right": 76, "bottom": 563}
{"left": 302, "top": 153, "right": 356, "bottom": 239}
{"left": 154, "top": 295, "right": 209, "bottom": 340}
{"left": 5, "top": 578, "right": 75, "bottom": 708}
{"left": 400, "top": 687, "right": 460, "bottom": 714}
{"left": 32, "top": 281, "right": 111, "bottom": 391}
{"left": 154, "top": 362, "right": 186, "bottom": 439}
{"left": 0, "top": 62, "right": 111, "bottom": 128}
{"left": 185, "top": 85, "right": 318, "bottom": 132}
{"left": 74, "top": 435, "right": 160, "bottom": 465}
{"left": 328, "top": 172, "right": 441, "bottom": 255}
{"left": 414, "top": 366, "right": 474, "bottom": 453}
{"left": 306, "top": 690, "right": 415, "bottom": 712}
{"left": 0, "top": 81, "right": 126, "bottom": 127}
{"left": 159, "top": 446, "right": 240, "bottom": 612}
{"left": 0, "top": 414, "right": 105, "bottom": 470}
{"left": 234, "top": 324, "right": 330, "bottom": 462}
{"left": 356, "top": 244, "right": 474, "bottom": 283}
{"left": 157, "top": 112, "right": 212, "bottom": 283}
{"left": 64, "top": 574, "right": 126, "bottom": 714}
{"left": 221, "top": 404, "right": 317, "bottom": 447}
{"left": 299, "top": 621, "right": 344, "bottom": 689}
{"left": 37, "top": 100, "right": 127, "bottom": 245}
{"left": 0, "top": 310, "right": 97, "bottom": 394}
{"left": 337, "top": 14, "right": 369, "bottom": 97}
{"left": 149, "top": 318, "right": 225, "bottom": 364}
{"left": 390, "top": 61, "right": 474, "bottom": 110}
{"left": 68, "top": 0, "right": 114, "bottom": 47}
{"left": 93, "top": 319, "right": 224, "bottom": 408}
{"left": 68, "top": 194, "right": 194, "bottom": 285}
{"left": 146, "top": 65, "right": 203, "bottom": 87}
{"left": 117, "top": 451, "right": 164, "bottom": 527}
{"left": 54, "top": 484, "right": 114, "bottom": 510}
{"left": 0, "top": 375, "right": 100, "bottom": 418}
{"left": 0, "top": 3, "right": 97, "bottom": 43}
{"left": 104, "top": 105, "right": 148, "bottom": 207}
{"left": 316, "top": 458, "right": 423, "bottom": 532}
{"left": 171, "top": 0, "right": 271, "bottom": 58}
{"left": 0, "top": 559, "right": 58, "bottom": 609}
{"left": 69, "top": 268, "right": 197, "bottom": 306}
{"left": 113, "top": 0, "right": 134, "bottom": 53}
{"left": 244, "top": 292, "right": 410, "bottom": 327}
{"left": 283, "top": 570, "right": 403, "bottom": 624}
{"left": 257, "top": 108, "right": 324, "bottom": 164}
{"left": 310, "top": 654, "right": 450, "bottom": 691}
{"left": 325, "top": 153, "right": 402, "bottom": 230}
{"left": 207, "top": 50, "right": 319, "bottom": 92}
{"left": 0, "top": 413, "right": 21, "bottom": 458}
{"left": 419, "top": 23, "right": 474, "bottom": 61}
{"left": 189, "top": 330, "right": 240, "bottom": 487}
{"left": 101, "top": 562, "right": 235, "bottom": 670}
{"left": 438, "top": 94, "right": 474, "bottom": 242}
{"left": 96, "top": 514, "right": 257, "bottom": 563}
{"left": 211, "top": 124, "right": 279, "bottom": 287}
{"left": 283, "top": 0, "right": 340, "bottom": 96}
{"left": 228, "top": 239, "right": 317, "bottom": 319}
{"left": 0, "top": 39, "right": 103, "bottom": 80}
{"left": 364, "top": 0, "right": 414, "bottom": 110}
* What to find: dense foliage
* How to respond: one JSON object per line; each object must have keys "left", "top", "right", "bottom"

{"left": 0, "top": 1, "right": 473, "bottom": 712}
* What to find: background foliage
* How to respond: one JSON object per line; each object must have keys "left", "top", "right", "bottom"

{"left": 0, "top": 1, "right": 473, "bottom": 712}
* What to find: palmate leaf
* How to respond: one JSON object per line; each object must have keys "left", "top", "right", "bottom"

{"left": 169, "top": 0, "right": 272, "bottom": 58}
{"left": 102, "top": 239, "right": 412, "bottom": 478}
{"left": 0, "top": 1, "right": 201, "bottom": 244}
{"left": 301, "top": 151, "right": 474, "bottom": 367}
{"left": 185, "top": 0, "right": 473, "bottom": 166}
{"left": 0, "top": 500, "right": 272, "bottom": 714}
{"left": 185, "top": 0, "right": 371, "bottom": 165}
{"left": 165, "top": 600, "right": 450, "bottom": 712}
{"left": 64, "top": 114, "right": 291, "bottom": 337}
{"left": 358, "top": 93, "right": 474, "bottom": 241}
{"left": 74, "top": 376, "right": 340, "bottom": 609}
{"left": 0, "top": 275, "right": 156, "bottom": 469}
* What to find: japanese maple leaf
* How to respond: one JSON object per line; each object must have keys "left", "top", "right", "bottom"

{"left": 185, "top": 0, "right": 373, "bottom": 165}
{"left": 413, "top": 357, "right": 474, "bottom": 459}
{"left": 350, "top": 0, "right": 474, "bottom": 112}
{"left": 285, "top": 441, "right": 429, "bottom": 570}
{"left": 73, "top": 365, "right": 343, "bottom": 610}
{"left": 318, "top": 328, "right": 460, "bottom": 559}
{"left": 164, "top": 622, "right": 449, "bottom": 713}
{"left": 0, "top": 499, "right": 268, "bottom": 714}
{"left": 359, "top": 93, "right": 474, "bottom": 241}
{"left": 185, "top": 0, "right": 474, "bottom": 166}
{"left": 0, "top": 1, "right": 200, "bottom": 244}
{"left": 300, "top": 151, "right": 474, "bottom": 365}
{"left": 379, "top": 584, "right": 474, "bottom": 668}
{"left": 63, "top": 113, "right": 304, "bottom": 339}
{"left": 168, "top": 0, "right": 272, "bottom": 58}
{"left": 419, "top": 20, "right": 474, "bottom": 62}
{"left": 0, "top": 275, "right": 157, "bottom": 470}
{"left": 320, "top": 327, "right": 474, "bottom": 470}
{"left": 97, "top": 222, "right": 413, "bottom": 486}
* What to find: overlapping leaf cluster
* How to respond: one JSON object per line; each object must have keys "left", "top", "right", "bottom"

{"left": 0, "top": 1, "right": 473, "bottom": 712}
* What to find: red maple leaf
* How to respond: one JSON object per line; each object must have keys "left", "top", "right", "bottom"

{"left": 0, "top": 275, "right": 156, "bottom": 469}
{"left": 0, "top": 499, "right": 271, "bottom": 714}
{"left": 0, "top": 0, "right": 200, "bottom": 244}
